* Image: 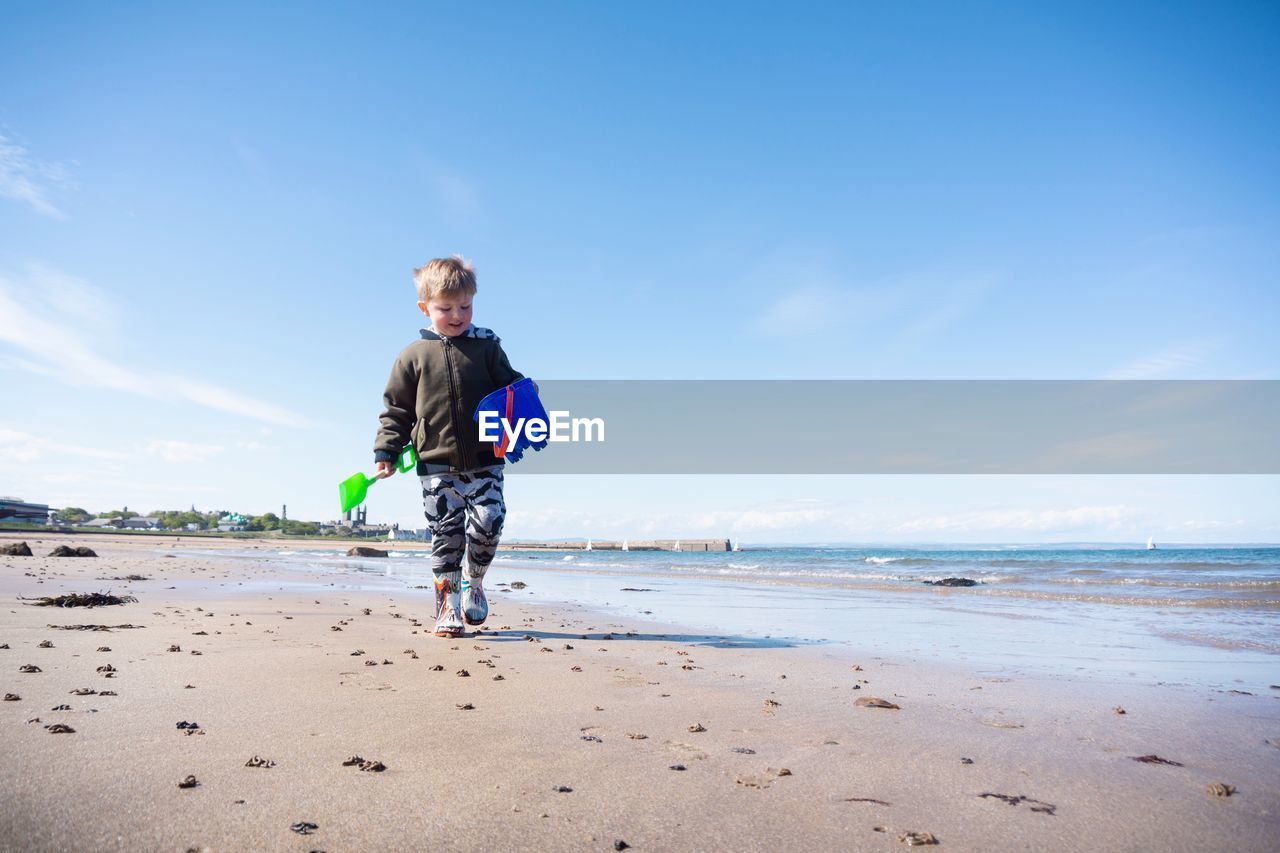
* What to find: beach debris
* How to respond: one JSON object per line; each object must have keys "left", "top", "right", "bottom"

{"left": 563, "top": 644, "right": 575, "bottom": 650}
{"left": 99, "top": 690, "right": 116, "bottom": 696}
{"left": 19, "top": 664, "right": 41, "bottom": 673}
{"left": 176, "top": 721, "right": 200, "bottom": 730}
{"left": 168, "top": 645, "right": 182, "bottom": 652}
{"left": 190, "top": 650, "right": 202, "bottom": 656}
{"left": 342, "top": 756, "right": 385, "bottom": 772}
{"left": 1132, "top": 754, "right": 1183, "bottom": 766}
{"left": 620, "top": 588, "right": 656, "bottom": 592}
{"left": 38, "top": 640, "right": 53, "bottom": 648}
{"left": 898, "top": 830, "right": 938, "bottom": 846}
{"left": 669, "top": 764, "right": 686, "bottom": 771}
{"left": 330, "top": 626, "right": 343, "bottom": 631}
{"left": 509, "top": 581, "right": 528, "bottom": 589}
{"left": 923, "top": 577, "right": 977, "bottom": 587}
{"left": 493, "top": 674, "right": 505, "bottom": 681}
{"left": 627, "top": 733, "right": 648, "bottom": 740}
{"left": 96, "top": 646, "right": 110, "bottom": 651}
{"left": 456, "top": 703, "right": 475, "bottom": 710}
{"left": 960, "top": 757, "right": 974, "bottom": 764}
{"left": 1113, "top": 706, "right": 1126, "bottom": 715}
{"left": 96, "top": 664, "right": 115, "bottom": 674}
{"left": 428, "top": 664, "right": 444, "bottom": 671}
{"left": 1206, "top": 782, "right": 1236, "bottom": 798}
{"left": 980, "top": 792, "right": 1057, "bottom": 815}
{"left": 70, "top": 688, "right": 96, "bottom": 696}
{"left": 364, "top": 660, "right": 378, "bottom": 666}
{"left": 772, "top": 767, "right": 793, "bottom": 777}
{"left": 688, "top": 723, "right": 706, "bottom": 732}
{"left": 763, "top": 698, "right": 781, "bottom": 713}
{"left": 456, "top": 669, "right": 470, "bottom": 677}
{"left": 184, "top": 684, "right": 195, "bottom": 689}
{"left": 362, "top": 608, "right": 372, "bottom": 615}
{"left": 177, "top": 775, "right": 199, "bottom": 789}
{"left": 100, "top": 574, "right": 148, "bottom": 581}
{"left": 731, "top": 747, "right": 755, "bottom": 754}
{"left": 46, "top": 723, "right": 75, "bottom": 734}
{"left": 192, "top": 630, "right": 207, "bottom": 635}
{"left": 614, "top": 841, "right": 630, "bottom": 851}
{"left": 581, "top": 734, "right": 602, "bottom": 743}
{"left": 48, "top": 545, "right": 97, "bottom": 557}
{"left": 552, "top": 785, "right": 572, "bottom": 793}
{"left": 855, "top": 697, "right": 900, "bottom": 710}
{"left": 571, "top": 665, "right": 583, "bottom": 672}
{"left": 851, "top": 664, "right": 863, "bottom": 671}
{"left": 51, "top": 704, "right": 70, "bottom": 711}
{"left": 21, "top": 592, "right": 136, "bottom": 608}
{"left": 844, "top": 796, "right": 892, "bottom": 805}
{"left": 0, "top": 541, "right": 33, "bottom": 556}
{"left": 245, "top": 756, "right": 276, "bottom": 768}
{"left": 381, "top": 659, "right": 392, "bottom": 665}
{"left": 3, "top": 694, "right": 18, "bottom": 701}
{"left": 346, "top": 546, "right": 386, "bottom": 558}
{"left": 289, "top": 821, "right": 318, "bottom": 835}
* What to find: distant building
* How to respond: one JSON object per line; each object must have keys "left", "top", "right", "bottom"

{"left": 0, "top": 497, "right": 50, "bottom": 524}
{"left": 388, "top": 528, "right": 428, "bottom": 541}
{"left": 217, "top": 512, "right": 249, "bottom": 532}
{"left": 120, "top": 517, "right": 161, "bottom": 530}
{"left": 81, "top": 518, "right": 122, "bottom": 529}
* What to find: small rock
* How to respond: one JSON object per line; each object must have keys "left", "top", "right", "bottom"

{"left": 899, "top": 830, "right": 938, "bottom": 846}
{"left": 669, "top": 764, "right": 686, "bottom": 771}
{"left": 177, "top": 775, "right": 199, "bottom": 789}
{"left": 1206, "top": 782, "right": 1236, "bottom": 797}
{"left": 0, "top": 542, "right": 33, "bottom": 556}
{"left": 38, "top": 640, "right": 53, "bottom": 648}
{"left": 688, "top": 723, "right": 706, "bottom": 733}
{"left": 289, "top": 822, "right": 318, "bottom": 835}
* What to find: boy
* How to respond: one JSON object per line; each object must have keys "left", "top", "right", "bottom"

{"left": 372, "top": 255, "right": 526, "bottom": 637}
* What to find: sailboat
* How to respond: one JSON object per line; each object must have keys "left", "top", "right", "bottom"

{"left": 585, "top": 538, "right": 593, "bottom": 551}
{"left": 1146, "top": 536, "right": 1156, "bottom": 550}
{"left": 673, "top": 540, "right": 681, "bottom": 552}
{"left": 732, "top": 540, "right": 741, "bottom": 552}
{"left": 621, "top": 540, "right": 629, "bottom": 552}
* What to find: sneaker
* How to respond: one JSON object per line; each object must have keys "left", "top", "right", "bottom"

{"left": 461, "top": 574, "right": 488, "bottom": 626}
{"left": 433, "top": 571, "right": 464, "bottom": 637}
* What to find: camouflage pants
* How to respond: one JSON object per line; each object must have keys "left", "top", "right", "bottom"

{"left": 420, "top": 464, "right": 506, "bottom": 579}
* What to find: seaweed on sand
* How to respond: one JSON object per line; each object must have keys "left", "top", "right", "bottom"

{"left": 20, "top": 592, "right": 138, "bottom": 608}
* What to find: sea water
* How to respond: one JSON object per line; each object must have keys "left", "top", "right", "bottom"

{"left": 196, "top": 544, "right": 1280, "bottom": 691}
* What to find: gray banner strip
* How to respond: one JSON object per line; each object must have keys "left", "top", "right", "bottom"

{"left": 494, "top": 380, "right": 1278, "bottom": 474}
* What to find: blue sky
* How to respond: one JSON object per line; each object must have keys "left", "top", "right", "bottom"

{"left": 1, "top": 1, "right": 1277, "bottom": 542}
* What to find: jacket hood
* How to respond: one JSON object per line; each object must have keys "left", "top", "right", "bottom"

{"left": 420, "top": 324, "right": 500, "bottom": 341}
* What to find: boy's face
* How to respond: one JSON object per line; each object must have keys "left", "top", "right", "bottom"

{"left": 419, "top": 292, "right": 473, "bottom": 337}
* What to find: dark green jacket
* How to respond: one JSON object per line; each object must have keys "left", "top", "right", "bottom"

{"left": 374, "top": 325, "right": 525, "bottom": 473}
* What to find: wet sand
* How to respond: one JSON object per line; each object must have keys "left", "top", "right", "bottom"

{"left": 1, "top": 532, "right": 1277, "bottom": 851}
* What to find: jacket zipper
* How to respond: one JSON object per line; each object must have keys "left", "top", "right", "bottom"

{"left": 439, "top": 336, "right": 471, "bottom": 470}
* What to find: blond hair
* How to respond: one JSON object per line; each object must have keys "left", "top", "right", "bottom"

{"left": 413, "top": 255, "right": 477, "bottom": 302}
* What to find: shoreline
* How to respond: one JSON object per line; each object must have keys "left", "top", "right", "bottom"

{"left": 2, "top": 532, "right": 1278, "bottom": 850}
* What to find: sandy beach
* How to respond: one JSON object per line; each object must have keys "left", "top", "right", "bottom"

{"left": 1, "top": 532, "right": 1277, "bottom": 852}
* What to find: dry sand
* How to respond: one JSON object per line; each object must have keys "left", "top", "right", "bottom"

{"left": 1, "top": 532, "right": 1277, "bottom": 852}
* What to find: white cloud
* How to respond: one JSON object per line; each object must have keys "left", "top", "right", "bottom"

{"left": 1103, "top": 343, "right": 1212, "bottom": 379}
{"left": 0, "top": 429, "right": 126, "bottom": 463}
{"left": 0, "top": 265, "right": 311, "bottom": 427}
{"left": 0, "top": 132, "right": 71, "bottom": 217}
{"left": 889, "top": 505, "right": 1141, "bottom": 534}
{"left": 147, "top": 440, "right": 225, "bottom": 463}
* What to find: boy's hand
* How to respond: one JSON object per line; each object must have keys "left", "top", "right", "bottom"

{"left": 374, "top": 461, "right": 395, "bottom": 479}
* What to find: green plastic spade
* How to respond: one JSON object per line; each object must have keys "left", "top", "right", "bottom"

{"left": 338, "top": 445, "right": 417, "bottom": 513}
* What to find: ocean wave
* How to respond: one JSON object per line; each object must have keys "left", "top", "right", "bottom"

{"left": 864, "top": 556, "right": 902, "bottom": 564}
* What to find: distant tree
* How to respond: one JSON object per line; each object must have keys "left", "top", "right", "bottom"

{"left": 281, "top": 519, "right": 319, "bottom": 536}
{"left": 98, "top": 509, "right": 139, "bottom": 520}
{"left": 53, "top": 507, "right": 92, "bottom": 525}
